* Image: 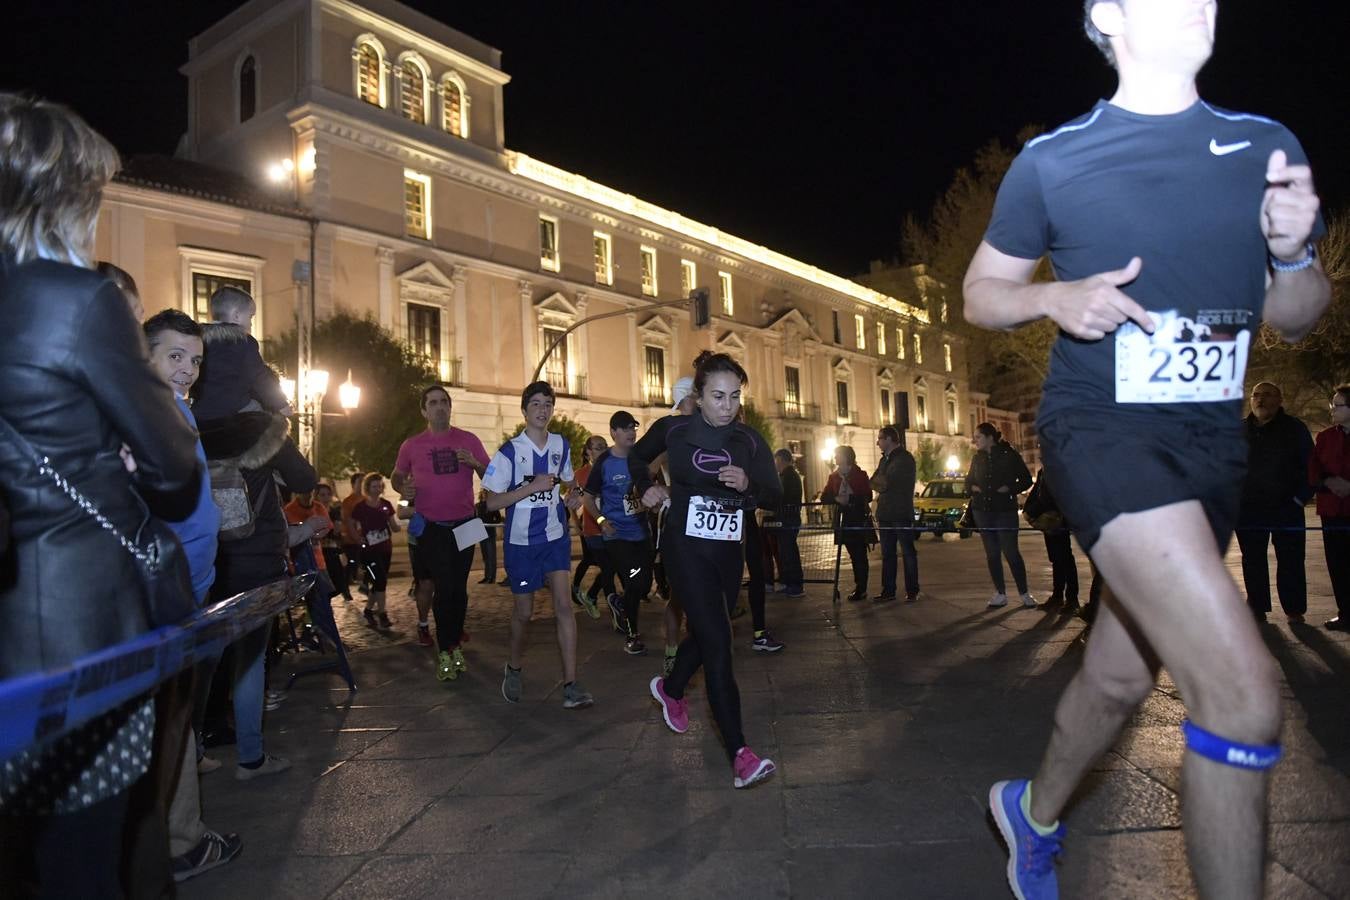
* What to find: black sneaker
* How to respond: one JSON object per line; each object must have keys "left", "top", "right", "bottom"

{"left": 362, "top": 608, "right": 378, "bottom": 628}
{"left": 752, "top": 632, "right": 785, "bottom": 652}
{"left": 607, "top": 594, "right": 627, "bottom": 635}
{"left": 624, "top": 636, "right": 647, "bottom": 656}
{"left": 871, "top": 593, "right": 896, "bottom": 604}
{"left": 171, "top": 830, "right": 243, "bottom": 883}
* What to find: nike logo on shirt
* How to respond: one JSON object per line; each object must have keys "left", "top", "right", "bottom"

{"left": 1209, "top": 139, "right": 1252, "bottom": 156}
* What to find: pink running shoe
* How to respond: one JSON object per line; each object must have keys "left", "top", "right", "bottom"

{"left": 649, "top": 676, "right": 688, "bottom": 733}
{"left": 733, "top": 746, "right": 776, "bottom": 789}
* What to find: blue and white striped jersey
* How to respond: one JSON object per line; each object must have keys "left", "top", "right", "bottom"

{"left": 482, "top": 431, "right": 574, "bottom": 546}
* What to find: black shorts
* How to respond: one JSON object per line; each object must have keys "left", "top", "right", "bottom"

{"left": 1038, "top": 413, "right": 1246, "bottom": 554}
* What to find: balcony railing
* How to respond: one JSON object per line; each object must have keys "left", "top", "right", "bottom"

{"left": 545, "top": 372, "right": 588, "bottom": 399}
{"left": 446, "top": 357, "right": 465, "bottom": 388}
{"left": 776, "top": 400, "right": 820, "bottom": 422}
{"left": 836, "top": 408, "right": 856, "bottom": 425}
{"left": 642, "top": 384, "right": 669, "bottom": 407}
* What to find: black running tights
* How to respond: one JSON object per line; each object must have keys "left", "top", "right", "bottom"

{"left": 663, "top": 537, "right": 745, "bottom": 759}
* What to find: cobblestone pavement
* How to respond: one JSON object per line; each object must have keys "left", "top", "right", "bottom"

{"left": 184, "top": 520, "right": 1350, "bottom": 899}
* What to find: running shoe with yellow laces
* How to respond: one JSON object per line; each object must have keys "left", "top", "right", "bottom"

{"left": 989, "top": 779, "right": 1065, "bottom": 900}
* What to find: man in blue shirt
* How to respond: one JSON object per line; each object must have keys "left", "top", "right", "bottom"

{"left": 583, "top": 411, "right": 653, "bottom": 656}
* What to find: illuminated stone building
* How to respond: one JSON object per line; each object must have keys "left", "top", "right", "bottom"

{"left": 95, "top": 0, "right": 972, "bottom": 487}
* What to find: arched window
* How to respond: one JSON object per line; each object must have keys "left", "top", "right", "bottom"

{"left": 441, "top": 72, "right": 469, "bottom": 139}
{"left": 239, "top": 55, "right": 257, "bottom": 122}
{"left": 355, "top": 42, "right": 382, "bottom": 106}
{"left": 400, "top": 58, "right": 428, "bottom": 124}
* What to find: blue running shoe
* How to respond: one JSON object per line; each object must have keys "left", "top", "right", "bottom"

{"left": 989, "top": 779, "right": 1065, "bottom": 900}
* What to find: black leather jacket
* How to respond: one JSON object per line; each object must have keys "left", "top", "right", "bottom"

{"left": 0, "top": 254, "right": 200, "bottom": 678}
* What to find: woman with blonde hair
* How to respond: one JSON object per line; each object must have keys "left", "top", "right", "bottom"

{"left": 0, "top": 94, "right": 202, "bottom": 895}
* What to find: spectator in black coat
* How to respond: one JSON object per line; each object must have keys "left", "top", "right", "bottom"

{"left": 967, "top": 422, "right": 1034, "bottom": 608}
{"left": 1238, "top": 382, "right": 1313, "bottom": 622}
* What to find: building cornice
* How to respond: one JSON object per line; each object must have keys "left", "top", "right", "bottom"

{"left": 289, "top": 100, "right": 929, "bottom": 326}
{"left": 317, "top": 0, "right": 510, "bottom": 86}
{"left": 102, "top": 182, "right": 312, "bottom": 237}
{"left": 182, "top": 0, "right": 308, "bottom": 76}
{"left": 508, "top": 152, "right": 931, "bottom": 325}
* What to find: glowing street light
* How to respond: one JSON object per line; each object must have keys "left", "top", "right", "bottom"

{"left": 338, "top": 369, "right": 361, "bottom": 411}
{"left": 267, "top": 157, "right": 295, "bottom": 184}
{"left": 306, "top": 368, "right": 329, "bottom": 398}
{"left": 820, "top": 437, "right": 838, "bottom": 462}
{"left": 945, "top": 454, "right": 961, "bottom": 473}
{"left": 280, "top": 376, "right": 296, "bottom": 406}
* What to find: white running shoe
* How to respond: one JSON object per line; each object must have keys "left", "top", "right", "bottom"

{"left": 1020, "top": 592, "right": 1037, "bottom": 608}
{"left": 987, "top": 592, "right": 1008, "bottom": 608}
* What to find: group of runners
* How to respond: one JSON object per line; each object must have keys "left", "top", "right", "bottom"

{"left": 343, "top": 2, "right": 1338, "bottom": 896}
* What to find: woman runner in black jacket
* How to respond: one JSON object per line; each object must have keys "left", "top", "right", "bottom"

{"left": 630, "top": 352, "right": 782, "bottom": 788}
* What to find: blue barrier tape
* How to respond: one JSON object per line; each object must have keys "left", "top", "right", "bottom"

{"left": 0, "top": 574, "right": 315, "bottom": 762}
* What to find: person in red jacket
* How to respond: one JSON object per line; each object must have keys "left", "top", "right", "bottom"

{"left": 1311, "top": 384, "right": 1350, "bottom": 631}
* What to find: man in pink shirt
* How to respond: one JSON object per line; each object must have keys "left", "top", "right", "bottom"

{"left": 393, "top": 384, "right": 490, "bottom": 682}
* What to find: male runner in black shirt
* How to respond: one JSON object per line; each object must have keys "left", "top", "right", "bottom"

{"left": 963, "top": 2, "right": 1329, "bottom": 898}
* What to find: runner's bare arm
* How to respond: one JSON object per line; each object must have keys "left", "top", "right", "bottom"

{"left": 964, "top": 242, "right": 1155, "bottom": 341}
{"left": 1261, "top": 151, "right": 1331, "bottom": 342}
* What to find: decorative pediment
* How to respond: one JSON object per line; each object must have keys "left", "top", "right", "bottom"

{"left": 832, "top": 356, "right": 853, "bottom": 378}
{"left": 536, "top": 291, "right": 580, "bottom": 328}
{"left": 878, "top": 367, "right": 895, "bottom": 387}
{"left": 945, "top": 381, "right": 959, "bottom": 396}
{"left": 914, "top": 375, "right": 929, "bottom": 390}
{"left": 638, "top": 315, "right": 674, "bottom": 347}
{"left": 766, "top": 308, "right": 822, "bottom": 341}
{"left": 398, "top": 261, "right": 454, "bottom": 305}
{"left": 715, "top": 331, "right": 747, "bottom": 353}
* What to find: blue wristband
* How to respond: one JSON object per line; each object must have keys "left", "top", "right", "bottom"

{"left": 1269, "top": 243, "right": 1317, "bottom": 272}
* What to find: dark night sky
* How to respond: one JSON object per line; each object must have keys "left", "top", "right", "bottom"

{"left": 4, "top": 0, "right": 1346, "bottom": 276}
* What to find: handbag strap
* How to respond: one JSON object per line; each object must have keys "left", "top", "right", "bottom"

{"left": 0, "top": 411, "right": 159, "bottom": 571}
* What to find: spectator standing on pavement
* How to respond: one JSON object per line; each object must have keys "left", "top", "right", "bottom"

{"left": 1312, "top": 384, "right": 1350, "bottom": 631}
{"left": 392, "top": 384, "right": 489, "bottom": 678}
{"left": 967, "top": 423, "right": 1035, "bottom": 609}
{"left": 772, "top": 449, "right": 806, "bottom": 597}
{"left": 871, "top": 425, "right": 920, "bottom": 603}
{"left": 135, "top": 309, "right": 243, "bottom": 886}
{"left": 196, "top": 404, "right": 317, "bottom": 782}
{"left": 1023, "top": 469, "right": 1080, "bottom": 611}
{"left": 0, "top": 93, "right": 202, "bottom": 897}
{"left": 821, "top": 445, "right": 874, "bottom": 603}
{"left": 1238, "top": 382, "right": 1313, "bottom": 623}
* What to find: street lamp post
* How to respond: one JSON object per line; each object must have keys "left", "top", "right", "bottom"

{"left": 282, "top": 369, "right": 360, "bottom": 468}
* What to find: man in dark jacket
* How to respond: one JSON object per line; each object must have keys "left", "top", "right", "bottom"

{"left": 197, "top": 411, "right": 317, "bottom": 780}
{"left": 1238, "top": 382, "right": 1313, "bottom": 622}
{"left": 871, "top": 426, "right": 919, "bottom": 603}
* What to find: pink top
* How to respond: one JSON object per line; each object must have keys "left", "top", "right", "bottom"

{"left": 394, "top": 426, "right": 489, "bottom": 522}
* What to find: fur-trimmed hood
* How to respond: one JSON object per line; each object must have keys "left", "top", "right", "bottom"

{"left": 198, "top": 411, "right": 291, "bottom": 467}
{"left": 200, "top": 322, "right": 254, "bottom": 347}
